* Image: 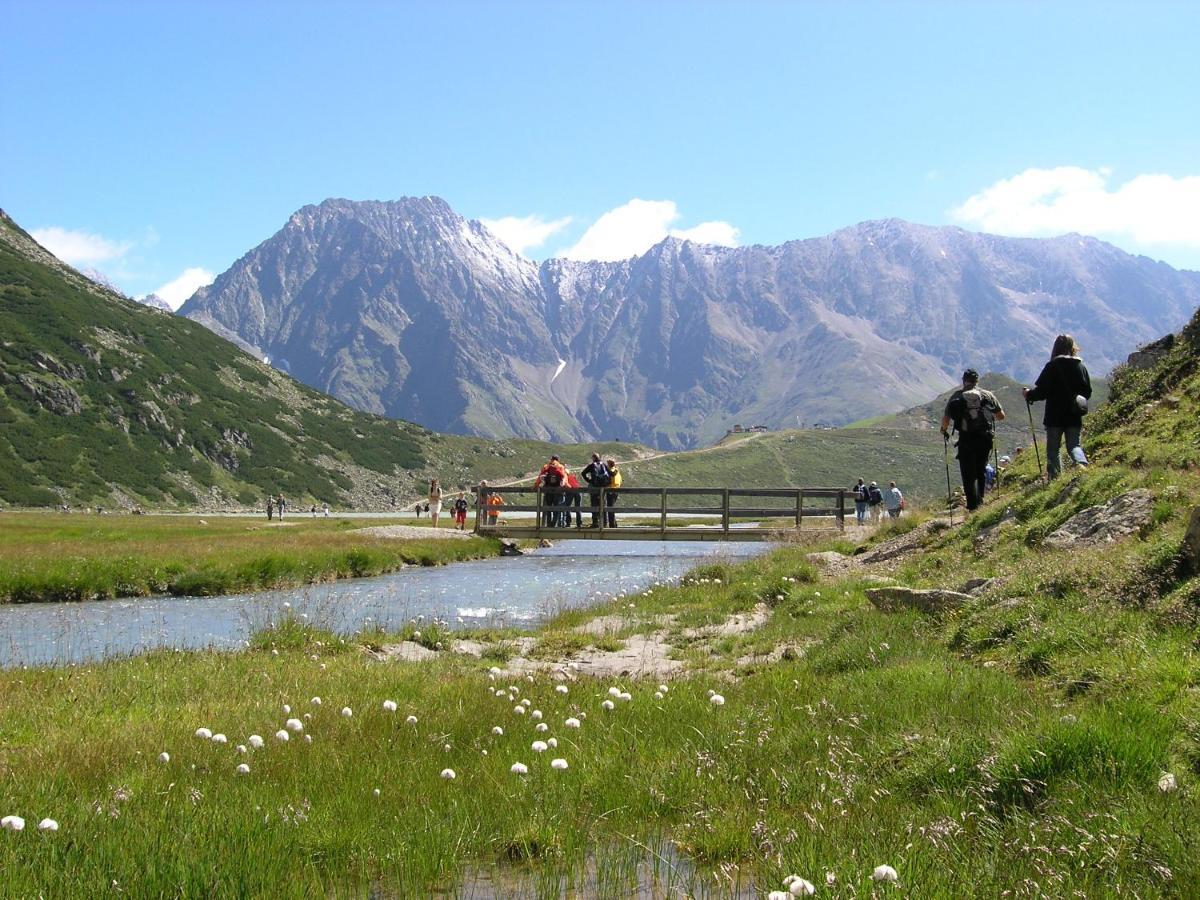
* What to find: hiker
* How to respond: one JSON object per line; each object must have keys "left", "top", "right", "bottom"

{"left": 481, "top": 480, "right": 505, "bottom": 527}
{"left": 605, "top": 458, "right": 622, "bottom": 527}
{"left": 867, "top": 481, "right": 884, "bottom": 523}
{"left": 984, "top": 462, "right": 997, "bottom": 491}
{"left": 564, "top": 469, "right": 583, "bottom": 528}
{"left": 1022, "top": 333, "right": 1093, "bottom": 480}
{"left": 322, "top": 504, "right": 330, "bottom": 517}
{"left": 266, "top": 496, "right": 274, "bottom": 521}
{"left": 452, "top": 492, "right": 470, "bottom": 531}
{"left": 428, "top": 478, "right": 442, "bottom": 528}
{"left": 941, "top": 369, "right": 1006, "bottom": 511}
{"left": 414, "top": 501, "right": 422, "bottom": 518}
{"left": 852, "top": 478, "right": 868, "bottom": 524}
{"left": 884, "top": 481, "right": 904, "bottom": 518}
{"left": 276, "top": 494, "right": 286, "bottom": 519}
{"left": 310, "top": 505, "right": 317, "bottom": 517}
{"left": 581, "top": 452, "right": 610, "bottom": 527}
{"left": 536, "top": 455, "right": 567, "bottom": 527}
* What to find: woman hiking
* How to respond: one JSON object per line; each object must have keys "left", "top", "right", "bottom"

{"left": 1022, "top": 334, "right": 1093, "bottom": 480}
{"left": 428, "top": 478, "right": 443, "bottom": 528}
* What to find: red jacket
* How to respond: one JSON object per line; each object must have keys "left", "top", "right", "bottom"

{"left": 535, "top": 462, "right": 567, "bottom": 488}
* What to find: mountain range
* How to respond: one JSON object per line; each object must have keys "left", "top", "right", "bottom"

{"left": 181, "top": 197, "right": 1200, "bottom": 449}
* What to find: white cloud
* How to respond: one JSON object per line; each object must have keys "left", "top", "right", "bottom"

{"left": 952, "top": 166, "right": 1200, "bottom": 247}
{"left": 478, "top": 214, "right": 572, "bottom": 257}
{"left": 148, "top": 267, "right": 215, "bottom": 310}
{"left": 559, "top": 199, "right": 741, "bottom": 262}
{"left": 30, "top": 226, "right": 133, "bottom": 266}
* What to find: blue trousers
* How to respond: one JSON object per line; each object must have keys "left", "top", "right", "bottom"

{"left": 1045, "top": 426, "right": 1083, "bottom": 479}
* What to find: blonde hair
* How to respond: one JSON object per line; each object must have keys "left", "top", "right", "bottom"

{"left": 1051, "top": 334, "right": 1078, "bottom": 358}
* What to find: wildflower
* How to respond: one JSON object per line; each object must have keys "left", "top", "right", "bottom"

{"left": 440, "top": 768, "right": 456, "bottom": 780}
{"left": 531, "top": 709, "right": 543, "bottom": 721}
{"left": 555, "top": 685, "right": 569, "bottom": 694}
{"left": 303, "top": 713, "right": 311, "bottom": 721}
{"left": 488, "top": 666, "right": 502, "bottom": 675}
{"left": 413, "top": 631, "right": 422, "bottom": 640}
{"left": 492, "top": 726, "right": 504, "bottom": 736}
{"left": 602, "top": 700, "right": 615, "bottom": 710}
{"left": 372, "top": 788, "right": 381, "bottom": 797}
{"left": 825, "top": 872, "right": 836, "bottom": 886}
{"left": 1159, "top": 772, "right": 1178, "bottom": 793}
{"left": 619, "top": 692, "right": 632, "bottom": 702}
{"left": 608, "top": 687, "right": 622, "bottom": 698}
{"left": 211, "top": 733, "right": 228, "bottom": 745}
{"left": 341, "top": 707, "right": 353, "bottom": 718}
{"left": 158, "top": 752, "right": 170, "bottom": 763}
{"left": 511, "top": 762, "right": 528, "bottom": 775}
{"left": 788, "top": 877, "right": 815, "bottom": 896}
{"left": 535, "top": 723, "right": 549, "bottom": 733}
{"left": 768, "top": 892, "right": 789, "bottom": 900}
{"left": 658, "top": 684, "right": 669, "bottom": 693}
{"left": 550, "top": 758, "right": 568, "bottom": 771}
{"left": 248, "top": 735, "right": 264, "bottom": 749}
{"left": 275, "top": 730, "right": 290, "bottom": 742}
{"left": 236, "top": 763, "right": 250, "bottom": 776}
{"left": 564, "top": 717, "right": 581, "bottom": 729}
{"left": 2, "top": 816, "right": 25, "bottom": 832}
{"left": 383, "top": 700, "right": 398, "bottom": 712}
{"left": 38, "top": 818, "right": 59, "bottom": 832}
{"left": 547, "top": 737, "right": 558, "bottom": 748}
{"left": 494, "top": 689, "right": 507, "bottom": 697}
{"left": 236, "top": 744, "right": 248, "bottom": 754}
{"left": 283, "top": 704, "right": 291, "bottom": 714}
{"left": 532, "top": 740, "right": 548, "bottom": 753}
{"left": 311, "top": 697, "right": 322, "bottom": 706}
{"left": 406, "top": 715, "right": 418, "bottom": 725}
{"left": 514, "top": 706, "right": 526, "bottom": 715}
{"left": 304, "top": 734, "right": 313, "bottom": 744}
{"left": 872, "top": 865, "right": 898, "bottom": 883}
{"left": 194, "top": 727, "right": 212, "bottom": 740}
{"left": 710, "top": 694, "right": 725, "bottom": 706}
{"left": 444, "top": 743, "right": 452, "bottom": 752}
{"left": 286, "top": 718, "right": 304, "bottom": 732}
{"left": 706, "top": 689, "right": 715, "bottom": 697}
{"left": 654, "top": 692, "right": 664, "bottom": 700}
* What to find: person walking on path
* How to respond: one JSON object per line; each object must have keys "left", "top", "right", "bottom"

{"left": 1022, "top": 334, "right": 1092, "bottom": 480}
{"left": 884, "top": 481, "right": 904, "bottom": 518}
{"left": 452, "top": 492, "right": 469, "bottom": 531}
{"left": 941, "top": 369, "right": 1006, "bottom": 511}
{"left": 605, "top": 458, "right": 622, "bottom": 527}
{"left": 480, "top": 480, "right": 505, "bottom": 527}
{"left": 866, "top": 481, "right": 884, "bottom": 523}
{"left": 581, "top": 453, "right": 610, "bottom": 527}
{"left": 852, "top": 478, "right": 868, "bottom": 524}
{"left": 276, "top": 494, "right": 286, "bottom": 520}
{"left": 266, "top": 496, "right": 274, "bottom": 521}
{"left": 428, "top": 478, "right": 443, "bottom": 528}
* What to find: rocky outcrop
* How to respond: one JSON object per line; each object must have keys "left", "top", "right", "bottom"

{"left": 866, "top": 586, "right": 972, "bottom": 613}
{"left": 1044, "top": 489, "right": 1154, "bottom": 548}
{"left": 1181, "top": 507, "right": 1200, "bottom": 578}
{"left": 181, "top": 198, "right": 1200, "bottom": 449}
{"left": 1126, "top": 333, "right": 1176, "bottom": 371}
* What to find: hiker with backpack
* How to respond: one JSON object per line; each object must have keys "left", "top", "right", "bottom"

{"left": 852, "top": 478, "right": 868, "bottom": 524}
{"left": 866, "top": 481, "right": 884, "bottom": 523}
{"left": 605, "top": 458, "right": 622, "bottom": 527}
{"left": 941, "top": 369, "right": 1006, "bottom": 512}
{"left": 1022, "top": 334, "right": 1093, "bottom": 480}
{"left": 581, "top": 452, "right": 610, "bottom": 527}
{"left": 535, "top": 455, "right": 568, "bottom": 527}
{"left": 884, "top": 481, "right": 904, "bottom": 518}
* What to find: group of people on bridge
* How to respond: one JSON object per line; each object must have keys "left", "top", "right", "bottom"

{"left": 533, "top": 452, "right": 623, "bottom": 528}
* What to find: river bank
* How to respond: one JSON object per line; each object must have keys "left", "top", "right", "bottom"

{"left": 0, "top": 512, "right": 499, "bottom": 603}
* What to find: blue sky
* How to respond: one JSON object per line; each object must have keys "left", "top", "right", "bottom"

{"left": 3, "top": 0, "right": 1198, "bottom": 305}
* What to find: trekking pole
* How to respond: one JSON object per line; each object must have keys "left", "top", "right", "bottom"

{"left": 1025, "top": 400, "right": 1044, "bottom": 482}
{"left": 993, "top": 447, "right": 1000, "bottom": 491}
{"left": 943, "top": 432, "right": 953, "bottom": 523}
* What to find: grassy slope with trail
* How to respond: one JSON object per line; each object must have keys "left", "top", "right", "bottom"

{"left": 1, "top": 306, "right": 1198, "bottom": 895}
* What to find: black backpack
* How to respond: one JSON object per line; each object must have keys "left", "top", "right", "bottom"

{"left": 955, "top": 388, "right": 996, "bottom": 437}
{"left": 867, "top": 484, "right": 883, "bottom": 505}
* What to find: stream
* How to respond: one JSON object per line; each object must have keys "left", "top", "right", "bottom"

{"left": 0, "top": 540, "right": 769, "bottom": 668}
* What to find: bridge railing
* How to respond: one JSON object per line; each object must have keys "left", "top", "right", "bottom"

{"left": 473, "top": 485, "right": 846, "bottom": 539}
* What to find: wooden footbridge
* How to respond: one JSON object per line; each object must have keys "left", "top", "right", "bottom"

{"left": 473, "top": 486, "right": 848, "bottom": 541}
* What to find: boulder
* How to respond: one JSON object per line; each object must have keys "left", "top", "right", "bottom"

{"left": 1182, "top": 507, "right": 1200, "bottom": 578}
{"left": 1125, "top": 333, "right": 1175, "bottom": 371}
{"left": 866, "top": 586, "right": 972, "bottom": 613}
{"left": 1044, "top": 489, "right": 1153, "bottom": 548}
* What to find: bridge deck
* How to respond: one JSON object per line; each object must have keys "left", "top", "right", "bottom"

{"left": 472, "top": 485, "right": 847, "bottom": 541}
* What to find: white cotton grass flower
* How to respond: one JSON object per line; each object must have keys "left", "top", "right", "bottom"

{"left": 872, "top": 864, "right": 899, "bottom": 883}
{"left": 658, "top": 684, "right": 669, "bottom": 693}
{"left": 825, "top": 872, "right": 836, "bottom": 886}
{"left": 283, "top": 704, "right": 291, "bottom": 714}
{"left": 304, "top": 734, "right": 313, "bottom": 744}
{"left": 38, "top": 818, "right": 59, "bottom": 832}
{"left": 444, "top": 743, "right": 452, "bottom": 752}
{"left": 236, "top": 744, "right": 248, "bottom": 754}
{"left": 406, "top": 715, "right": 418, "bottom": 725}
{"left": 382, "top": 700, "right": 397, "bottom": 712}
{"left": 1159, "top": 772, "right": 1178, "bottom": 793}
{"left": 285, "top": 718, "right": 304, "bottom": 733}
{"left": 303, "top": 713, "right": 312, "bottom": 721}
{"left": 158, "top": 752, "right": 170, "bottom": 764}
{"left": 494, "top": 688, "right": 507, "bottom": 698}
{"left": 511, "top": 762, "right": 529, "bottom": 775}
{"left": 248, "top": 734, "right": 264, "bottom": 749}
{"left": 194, "top": 727, "right": 212, "bottom": 740}
{"left": 275, "top": 729, "right": 290, "bottom": 742}
{"left": 236, "top": 763, "right": 250, "bottom": 776}
{"left": 535, "top": 722, "right": 549, "bottom": 733}
{"left": 706, "top": 689, "right": 715, "bottom": 698}
{"left": 602, "top": 700, "right": 615, "bottom": 710}
{"left": 492, "top": 726, "right": 504, "bottom": 736}
{"left": 2, "top": 815, "right": 25, "bottom": 832}
{"left": 341, "top": 707, "right": 353, "bottom": 718}
{"left": 547, "top": 737, "right": 558, "bottom": 748}
{"left": 710, "top": 694, "right": 726, "bottom": 706}
{"left": 310, "top": 696, "right": 322, "bottom": 706}
{"left": 530, "top": 709, "right": 543, "bottom": 721}
{"left": 619, "top": 692, "right": 632, "bottom": 702}
{"left": 564, "top": 717, "right": 581, "bottom": 729}
{"left": 768, "top": 892, "right": 790, "bottom": 900}
{"left": 440, "top": 768, "right": 456, "bottom": 780}
{"left": 211, "top": 733, "right": 228, "bottom": 745}
{"left": 514, "top": 706, "right": 526, "bottom": 715}
{"left": 608, "top": 687, "right": 622, "bottom": 698}
{"left": 372, "top": 788, "right": 381, "bottom": 797}
{"left": 654, "top": 692, "right": 664, "bottom": 700}
{"left": 550, "top": 757, "right": 568, "bottom": 771}
{"left": 555, "top": 685, "right": 569, "bottom": 694}
{"left": 531, "top": 740, "right": 548, "bottom": 753}
{"left": 787, "top": 877, "right": 816, "bottom": 896}
{"left": 488, "top": 666, "right": 502, "bottom": 675}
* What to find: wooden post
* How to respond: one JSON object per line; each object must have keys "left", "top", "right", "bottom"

{"left": 837, "top": 489, "right": 846, "bottom": 531}
{"left": 794, "top": 489, "right": 802, "bottom": 529}
{"left": 599, "top": 487, "right": 607, "bottom": 534}
{"left": 721, "top": 489, "right": 730, "bottom": 535}
{"left": 474, "top": 486, "right": 484, "bottom": 535}
{"left": 660, "top": 488, "right": 668, "bottom": 537}
{"left": 535, "top": 487, "right": 543, "bottom": 538}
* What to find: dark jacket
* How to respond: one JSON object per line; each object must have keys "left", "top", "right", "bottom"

{"left": 1025, "top": 356, "right": 1092, "bottom": 427}
{"left": 581, "top": 460, "right": 609, "bottom": 487}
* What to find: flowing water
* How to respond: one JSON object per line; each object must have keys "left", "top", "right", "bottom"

{"left": 0, "top": 540, "right": 768, "bottom": 668}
